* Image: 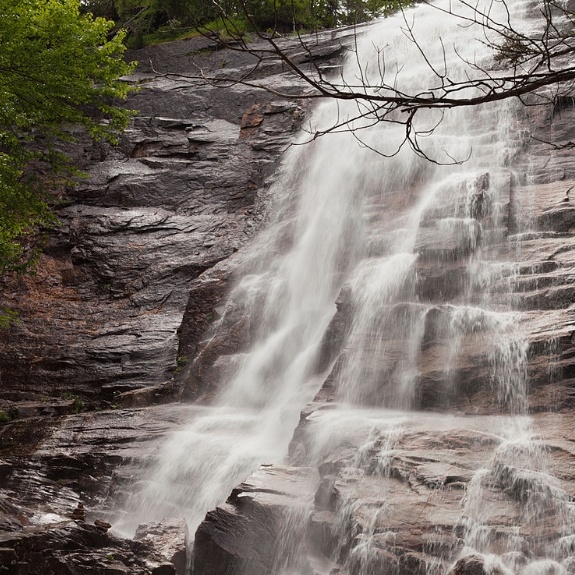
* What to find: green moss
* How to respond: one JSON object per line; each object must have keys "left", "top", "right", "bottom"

{"left": 174, "top": 354, "right": 189, "bottom": 374}
{"left": 0, "top": 308, "right": 19, "bottom": 329}
{"left": 62, "top": 393, "right": 85, "bottom": 414}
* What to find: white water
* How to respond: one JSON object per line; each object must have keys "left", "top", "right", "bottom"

{"left": 113, "top": 0, "right": 574, "bottom": 573}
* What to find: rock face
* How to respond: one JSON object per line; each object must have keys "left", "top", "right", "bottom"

{"left": 0, "top": 404, "right": 197, "bottom": 574}
{"left": 134, "top": 519, "right": 188, "bottom": 575}
{"left": 0, "top": 522, "right": 177, "bottom": 575}
{"left": 193, "top": 466, "right": 318, "bottom": 575}
{"left": 0, "top": 34, "right": 317, "bottom": 402}
{"left": 0, "top": 28, "right": 356, "bottom": 574}
{"left": 192, "top": 412, "right": 575, "bottom": 575}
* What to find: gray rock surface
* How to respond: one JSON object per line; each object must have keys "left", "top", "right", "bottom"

{"left": 0, "top": 34, "right": 314, "bottom": 401}
{"left": 0, "top": 29, "right": 354, "bottom": 573}
{"left": 193, "top": 465, "right": 318, "bottom": 575}
{"left": 0, "top": 403, "right": 197, "bottom": 574}
{"left": 196, "top": 411, "right": 575, "bottom": 575}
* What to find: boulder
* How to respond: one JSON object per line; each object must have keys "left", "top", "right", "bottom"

{"left": 448, "top": 555, "right": 489, "bottom": 575}
{"left": 193, "top": 465, "right": 317, "bottom": 575}
{"left": 134, "top": 519, "right": 187, "bottom": 575}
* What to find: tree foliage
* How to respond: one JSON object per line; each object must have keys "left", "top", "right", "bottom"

{"left": 81, "top": 0, "right": 168, "bottom": 46}
{"left": 0, "top": 0, "right": 135, "bottom": 272}
{"left": 81, "top": 0, "right": 404, "bottom": 43}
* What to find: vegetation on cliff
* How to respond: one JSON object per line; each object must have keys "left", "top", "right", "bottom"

{"left": 0, "top": 0, "right": 134, "bottom": 273}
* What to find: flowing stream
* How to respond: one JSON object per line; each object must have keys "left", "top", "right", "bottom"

{"left": 113, "top": 1, "right": 573, "bottom": 573}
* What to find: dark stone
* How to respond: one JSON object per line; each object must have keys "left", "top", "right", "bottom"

{"left": 151, "top": 564, "right": 176, "bottom": 575}
{"left": 0, "top": 521, "right": 174, "bottom": 575}
{"left": 448, "top": 555, "right": 488, "bottom": 575}
{"left": 0, "top": 547, "right": 18, "bottom": 572}
{"left": 193, "top": 466, "right": 316, "bottom": 575}
{"left": 134, "top": 519, "right": 187, "bottom": 575}
{"left": 193, "top": 501, "right": 281, "bottom": 575}
{"left": 0, "top": 31, "right": 308, "bottom": 401}
{"left": 94, "top": 520, "right": 111, "bottom": 532}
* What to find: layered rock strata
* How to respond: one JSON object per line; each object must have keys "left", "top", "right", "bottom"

{"left": 0, "top": 32, "right": 353, "bottom": 402}
{"left": 2, "top": 19, "right": 575, "bottom": 575}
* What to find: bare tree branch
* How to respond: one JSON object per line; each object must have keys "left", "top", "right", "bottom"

{"left": 154, "top": 0, "right": 575, "bottom": 162}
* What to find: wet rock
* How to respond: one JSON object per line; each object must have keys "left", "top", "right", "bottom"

{"left": 200, "top": 407, "right": 575, "bottom": 574}
{"left": 0, "top": 404, "right": 200, "bottom": 575}
{"left": 150, "top": 563, "right": 177, "bottom": 575}
{"left": 562, "top": 556, "right": 575, "bottom": 573}
{"left": 538, "top": 205, "right": 575, "bottom": 233}
{"left": 70, "top": 502, "right": 86, "bottom": 521}
{"left": 5, "top": 16, "right": 575, "bottom": 575}
{"left": 193, "top": 502, "right": 269, "bottom": 575}
{"left": 240, "top": 104, "right": 266, "bottom": 135}
{"left": 416, "top": 260, "right": 469, "bottom": 301}
{"left": 0, "top": 31, "right": 310, "bottom": 401}
{"left": 415, "top": 219, "right": 482, "bottom": 261}
{"left": 0, "top": 547, "right": 18, "bottom": 572}
{"left": 193, "top": 465, "right": 317, "bottom": 575}
{"left": 155, "top": 36, "right": 575, "bottom": 575}
{"left": 176, "top": 258, "right": 244, "bottom": 400}
{"left": 448, "top": 554, "right": 489, "bottom": 575}
{"left": 134, "top": 519, "right": 187, "bottom": 575}
{"left": 0, "top": 460, "right": 12, "bottom": 481}
{"left": 94, "top": 520, "right": 112, "bottom": 532}
{"left": 502, "top": 551, "right": 530, "bottom": 570}
{"left": 0, "top": 522, "right": 165, "bottom": 575}
{"left": 522, "top": 560, "right": 567, "bottom": 575}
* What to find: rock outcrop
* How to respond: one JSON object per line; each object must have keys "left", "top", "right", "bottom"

{"left": 0, "top": 33, "right": 327, "bottom": 403}
{"left": 0, "top": 403, "right": 197, "bottom": 574}
{"left": 193, "top": 465, "right": 317, "bottom": 575}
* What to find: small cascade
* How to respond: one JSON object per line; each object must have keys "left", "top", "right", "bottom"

{"left": 111, "top": 0, "right": 575, "bottom": 572}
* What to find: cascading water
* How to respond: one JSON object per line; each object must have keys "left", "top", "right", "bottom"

{"left": 112, "top": 0, "right": 575, "bottom": 573}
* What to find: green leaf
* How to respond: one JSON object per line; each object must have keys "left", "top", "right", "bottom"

{"left": 0, "top": 0, "right": 136, "bottom": 273}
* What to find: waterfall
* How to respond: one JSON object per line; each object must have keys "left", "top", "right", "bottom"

{"left": 112, "top": 0, "right": 573, "bottom": 573}
{"left": 112, "top": 75, "right": 367, "bottom": 540}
